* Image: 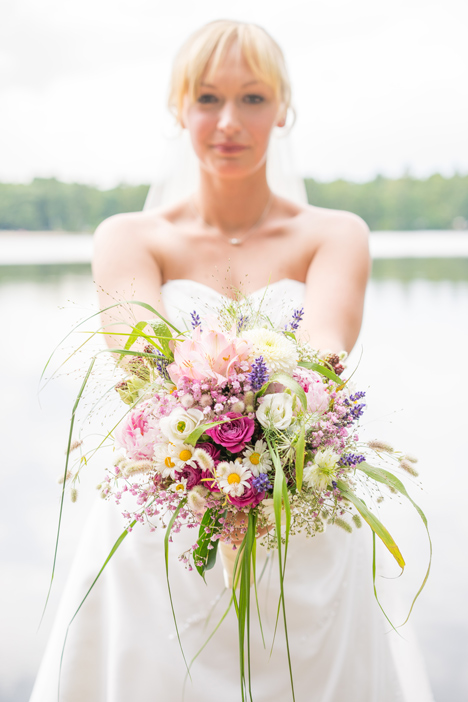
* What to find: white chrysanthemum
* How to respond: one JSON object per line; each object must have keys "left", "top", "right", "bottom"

{"left": 243, "top": 440, "right": 272, "bottom": 476}
{"left": 245, "top": 328, "right": 298, "bottom": 374}
{"left": 187, "top": 485, "right": 209, "bottom": 515}
{"left": 216, "top": 461, "right": 252, "bottom": 497}
{"left": 154, "top": 442, "right": 178, "bottom": 479}
{"left": 303, "top": 448, "right": 340, "bottom": 492}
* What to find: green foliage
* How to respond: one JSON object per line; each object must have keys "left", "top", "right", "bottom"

{"left": 305, "top": 173, "right": 468, "bottom": 230}
{"left": 0, "top": 173, "right": 467, "bottom": 231}
{"left": 0, "top": 177, "right": 149, "bottom": 231}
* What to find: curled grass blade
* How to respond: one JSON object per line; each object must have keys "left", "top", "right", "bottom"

{"left": 357, "top": 462, "right": 432, "bottom": 625}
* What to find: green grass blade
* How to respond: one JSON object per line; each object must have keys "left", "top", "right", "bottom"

{"left": 298, "top": 361, "right": 343, "bottom": 385}
{"left": 336, "top": 481, "right": 405, "bottom": 569}
{"left": 164, "top": 497, "right": 190, "bottom": 676}
{"left": 257, "top": 372, "right": 307, "bottom": 410}
{"left": 57, "top": 518, "right": 136, "bottom": 701}
{"left": 40, "top": 356, "right": 96, "bottom": 628}
{"left": 295, "top": 425, "right": 305, "bottom": 492}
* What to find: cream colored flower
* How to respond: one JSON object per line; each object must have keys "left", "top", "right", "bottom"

{"left": 216, "top": 461, "right": 252, "bottom": 497}
{"left": 169, "top": 477, "right": 188, "bottom": 494}
{"left": 154, "top": 442, "right": 178, "bottom": 479}
{"left": 256, "top": 393, "right": 294, "bottom": 430}
{"left": 242, "top": 440, "right": 272, "bottom": 476}
{"left": 303, "top": 448, "right": 340, "bottom": 491}
{"left": 244, "top": 328, "right": 298, "bottom": 374}
{"left": 159, "top": 407, "right": 204, "bottom": 443}
{"left": 168, "top": 442, "right": 198, "bottom": 469}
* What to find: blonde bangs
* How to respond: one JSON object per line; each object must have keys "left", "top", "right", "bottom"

{"left": 169, "top": 21, "right": 291, "bottom": 123}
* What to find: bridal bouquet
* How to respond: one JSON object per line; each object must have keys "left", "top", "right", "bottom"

{"left": 48, "top": 294, "right": 431, "bottom": 701}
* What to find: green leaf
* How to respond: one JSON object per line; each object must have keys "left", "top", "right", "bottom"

{"left": 124, "top": 320, "right": 151, "bottom": 351}
{"left": 336, "top": 480, "right": 405, "bottom": 569}
{"left": 295, "top": 425, "right": 306, "bottom": 492}
{"left": 193, "top": 508, "right": 224, "bottom": 580}
{"left": 164, "top": 498, "right": 190, "bottom": 675}
{"left": 258, "top": 371, "right": 307, "bottom": 410}
{"left": 298, "top": 361, "right": 343, "bottom": 385}
{"left": 185, "top": 418, "right": 231, "bottom": 446}
{"left": 357, "top": 462, "right": 432, "bottom": 624}
{"left": 150, "top": 320, "right": 174, "bottom": 359}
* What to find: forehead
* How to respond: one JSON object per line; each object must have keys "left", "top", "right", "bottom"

{"left": 202, "top": 42, "right": 270, "bottom": 89}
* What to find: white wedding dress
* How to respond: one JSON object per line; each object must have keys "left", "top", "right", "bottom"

{"left": 31, "top": 279, "right": 434, "bottom": 702}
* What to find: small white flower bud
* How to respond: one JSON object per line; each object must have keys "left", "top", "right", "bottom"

{"left": 180, "top": 393, "right": 194, "bottom": 409}
{"left": 231, "top": 401, "right": 245, "bottom": 413}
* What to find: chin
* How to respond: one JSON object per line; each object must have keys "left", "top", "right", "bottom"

{"left": 200, "top": 156, "right": 267, "bottom": 180}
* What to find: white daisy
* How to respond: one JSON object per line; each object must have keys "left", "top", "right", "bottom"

{"left": 153, "top": 442, "right": 178, "bottom": 479}
{"left": 169, "top": 477, "right": 188, "bottom": 494}
{"left": 244, "top": 328, "right": 298, "bottom": 374}
{"left": 242, "top": 440, "right": 272, "bottom": 476}
{"left": 168, "top": 442, "right": 198, "bottom": 469}
{"left": 216, "top": 460, "right": 252, "bottom": 497}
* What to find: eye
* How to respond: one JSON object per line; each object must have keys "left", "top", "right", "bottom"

{"left": 243, "top": 94, "right": 265, "bottom": 105}
{"left": 197, "top": 93, "right": 218, "bottom": 104}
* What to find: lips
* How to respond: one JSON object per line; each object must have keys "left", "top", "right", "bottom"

{"left": 211, "top": 143, "right": 248, "bottom": 154}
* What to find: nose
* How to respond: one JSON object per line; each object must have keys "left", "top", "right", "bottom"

{"left": 217, "top": 100, "right": 242, "bottom": 135}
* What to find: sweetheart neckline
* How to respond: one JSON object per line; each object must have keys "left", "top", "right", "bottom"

{"left": 161, "top": 277, "right": 305, "bottom": 300}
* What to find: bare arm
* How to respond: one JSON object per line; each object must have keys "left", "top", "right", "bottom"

{"left": 301, "top": 212, "right": 370, "bottom": 353}
{"left": 92, "top": 213, "right": 166, "bottom": 351}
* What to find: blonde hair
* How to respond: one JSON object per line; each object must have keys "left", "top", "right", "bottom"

{"left": 169, "top": 20, "right": 292, "bottom": 124}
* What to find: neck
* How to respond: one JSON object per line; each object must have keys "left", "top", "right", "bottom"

{"left": 195, "top": 163, "right": 272, "bottom": 234}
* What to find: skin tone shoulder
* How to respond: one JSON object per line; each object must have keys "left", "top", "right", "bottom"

{"left": 93, "top": 42, "right": 370, "bottom": 354}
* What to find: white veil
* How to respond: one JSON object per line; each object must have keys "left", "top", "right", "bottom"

{"left": 143, "top": 129, "right": 307, "bottom": 209}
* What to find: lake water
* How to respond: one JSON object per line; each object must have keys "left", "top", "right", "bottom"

{"left": 0, "top": 234, "right": 467, "bottom": 702}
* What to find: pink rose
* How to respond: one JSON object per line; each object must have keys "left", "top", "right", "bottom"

{"left": 228, "top": 483, "right": 265, "bottom": 509}
{"left": 205, "top": 412, "right": 255, "bottom": 453}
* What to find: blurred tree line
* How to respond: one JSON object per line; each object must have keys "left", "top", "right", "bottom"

{"left": 0, "top": 174, "right": 466, "bottom": 231}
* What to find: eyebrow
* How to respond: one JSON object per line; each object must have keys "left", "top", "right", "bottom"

{"left": 199, "top": 80, "right": 261, "bottom": 89}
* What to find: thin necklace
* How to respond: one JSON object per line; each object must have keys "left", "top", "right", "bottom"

{"left": 191, "top": 191, "right": 274, "bottom": 246}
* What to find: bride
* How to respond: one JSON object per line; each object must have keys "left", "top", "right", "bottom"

{"left": 31, "top": 19, "right": 434, "bottom": 702}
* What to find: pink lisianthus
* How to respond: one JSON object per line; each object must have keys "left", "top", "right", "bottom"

{"left": 167, "top": 327, "right": 251, "bottom": 387}
{"left": 228, "top": 482, "right": 265, "bottom": 509}
{"left": 114, "top": 404, "right": 161, "bottom": 461}
{"left": 205, "top": 412, "right": 255, "bottom": 453}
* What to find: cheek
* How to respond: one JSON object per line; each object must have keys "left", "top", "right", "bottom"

{"left": 186, "top": 111, "right": 216, "bottom": 149}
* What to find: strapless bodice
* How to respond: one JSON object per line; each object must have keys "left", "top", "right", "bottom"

{"left": 160, "top": 278, "right": 306, "bottom": 330}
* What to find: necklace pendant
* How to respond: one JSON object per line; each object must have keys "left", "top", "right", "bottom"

{"left": 229, "top": 237, "right": 242, "bottom": 246}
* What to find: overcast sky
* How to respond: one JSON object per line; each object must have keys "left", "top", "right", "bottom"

{"left": 1, "top": 0, "right": 466, "bottom": 187}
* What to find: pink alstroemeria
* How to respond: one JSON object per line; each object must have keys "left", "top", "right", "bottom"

{"left": 167, "top": 327, "right": 251, "bottom": 386}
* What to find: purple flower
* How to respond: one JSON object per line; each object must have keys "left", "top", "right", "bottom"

{"left": 248, "top": 356, "right": 269, "bottom": 391}
{"left": 252, "top": 474, "right": 272, "bottom": 492}
{"left": 190, "top": 311, "right": 201, "bottom": 329}
{"left": 288, "top": 307, "right": 304, "bottom": 331}
{"left": 205, "top": 412, "right": 255, "bottom": 453}
{"left": 228, "top": 483, "right": 265, "bottom": 509}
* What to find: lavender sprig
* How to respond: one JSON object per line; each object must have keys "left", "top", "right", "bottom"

{"left": 289, "top": 307, "right": 304, "bottom": 331}
{"left": 252, "top": 474, "right": 272, "bottom": 492}
{"left": 339, "top": 453, "right": 366, "bottom": 467}
{"left": 190, "top": 311, "right": 201, "bottom": 330}
{"left": 248, "top": 356, "right": 269, "bottom": 391}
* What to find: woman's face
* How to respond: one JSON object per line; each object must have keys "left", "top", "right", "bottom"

{"left": 182, "top": 43, "right": 284, "bottom": 179}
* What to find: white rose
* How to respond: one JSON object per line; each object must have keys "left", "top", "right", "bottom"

{"left": 256, "top": 393, "right": 294, "bottom": 430}
{"left": 159, "top": 407, "right": 204, "bottom": 443}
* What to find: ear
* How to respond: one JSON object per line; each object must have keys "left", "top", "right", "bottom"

{"left": 276, "top": 103, "right": 287, "bottom": 128}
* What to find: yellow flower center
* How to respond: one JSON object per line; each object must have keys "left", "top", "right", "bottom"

{"left": 177, "top": 420, "right": 186, "bottom": 433}
{"left": 227, "top": 473, "right": 241, "bottom": 485}
{"left": 164, "top": 457, "right": 175, "bottom": 468}
{"left": 249, "top": 452, "right": 261, "bottom": 465}
{"left": 179, "top": 449, "right": 192, "bottom": 462}
{"left": 175, "top": 483, "right": 185, "bottom": 491}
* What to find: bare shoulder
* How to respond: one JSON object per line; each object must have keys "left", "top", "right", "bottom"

{"left": 304, "top": 204, "right": 369, "bottom": 246}
{"left": 93, "top": 208, "right": 170, "bottom": 254}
